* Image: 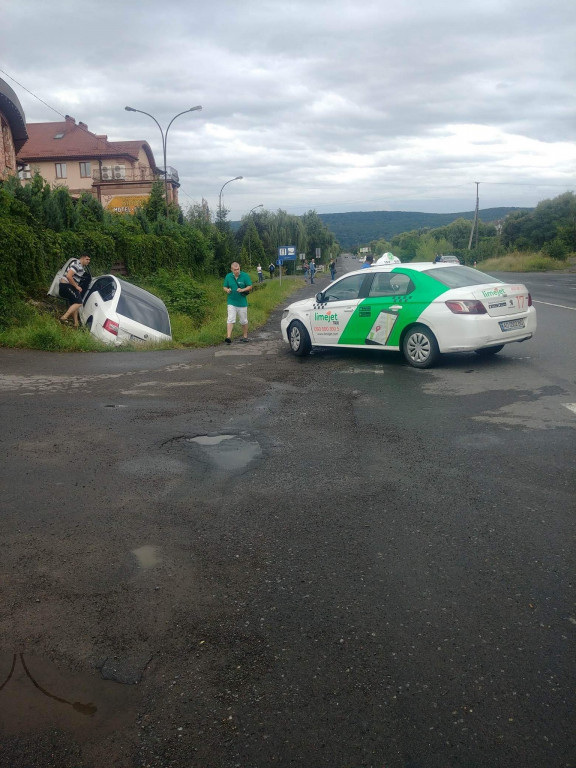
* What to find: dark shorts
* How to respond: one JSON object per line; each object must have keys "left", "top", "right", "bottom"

{"left": 59, "top": 282, "right": 82, "bottom": 307}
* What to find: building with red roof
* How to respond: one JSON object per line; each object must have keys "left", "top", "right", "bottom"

{"left": 16, "top": 115, "right": 180, "bottom": 212}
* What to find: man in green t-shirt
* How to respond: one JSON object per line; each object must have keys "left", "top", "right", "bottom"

{"left": 223, "top": 262, "right": 253, "bottom": 343}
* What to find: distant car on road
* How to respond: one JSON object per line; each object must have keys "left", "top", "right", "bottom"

{"left": 434, "top": 254, "right": 461, "bottom": 264}
{"left": 281, "top": 263, "right": 536, "bottom": 368}
{"left": 79, "top": 275, "right": 172, "bottom": 346}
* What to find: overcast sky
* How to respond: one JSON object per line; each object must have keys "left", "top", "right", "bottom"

{"left": 2, "top": 0, "right": 575, "bottom": 220}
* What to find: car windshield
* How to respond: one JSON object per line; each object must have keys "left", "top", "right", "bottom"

{"left": 423, "top": 266, "right": 499, "bottom": 288}
{"left": 116, "top": 282, "right": 171, "bottom": 335}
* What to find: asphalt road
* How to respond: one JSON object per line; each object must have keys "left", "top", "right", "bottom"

{"left": 0, "top": 263, "right": 574, "bottom": 768}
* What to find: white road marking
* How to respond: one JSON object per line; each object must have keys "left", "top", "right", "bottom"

{"left": 563, "top": 404, "right": 576, "bottom": 415}
{"left": 533, "top": 300, "right": 576, "bottom": 311}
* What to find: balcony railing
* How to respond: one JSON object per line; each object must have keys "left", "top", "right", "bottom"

{"left": 92, "top": 166, "right": 179, "bottom": 184}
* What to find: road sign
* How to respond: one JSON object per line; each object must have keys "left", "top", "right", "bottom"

{"left": 278, "top": 245, "right": 296, "bottom": 260}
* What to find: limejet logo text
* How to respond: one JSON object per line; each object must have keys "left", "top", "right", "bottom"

{"left": 315, "top": 311, "right": 338, "bottom": 323}
{"left": 482, "top": 287, "right": 506, "bottom": 298}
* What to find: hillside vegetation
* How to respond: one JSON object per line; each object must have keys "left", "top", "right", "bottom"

{"left": 354, "top": 193, "right": 576, "bottom": 268}
{"left": 318, "top": 207, "right": 526, "bottom": 249}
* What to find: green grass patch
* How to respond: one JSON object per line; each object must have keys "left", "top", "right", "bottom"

{"left": 0, "top": 272, "right": 306, "bottom": 351}
{"left": 476, "top": 251, "right": 570, "bottom": 272}
{"left": 162, "top": 273, "right": 306, "bottom": 347}
{"left": 0, "top": 312, "right": 108, "bottom": 352}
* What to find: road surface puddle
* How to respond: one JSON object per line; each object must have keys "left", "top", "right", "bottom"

{"left": 0, "top": 653, "right": 138, "bottom": 738}
{"left": 186, "top": 433, "right": 263, "bottom": 472}
{"left": 132, "top": 545, "right": 161, "bottom": 569}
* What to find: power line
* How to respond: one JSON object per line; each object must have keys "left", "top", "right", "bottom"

{"left": 0, "top": 65, "right": 67, "bottom": 119}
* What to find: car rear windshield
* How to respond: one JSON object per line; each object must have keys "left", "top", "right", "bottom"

{"left": 116, "top": 283, "right": 171, "bottom": 335}
{"left": 423, "top": 266, "right": 498, "bottom": 288}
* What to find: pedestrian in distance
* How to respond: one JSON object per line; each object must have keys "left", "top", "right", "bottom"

{"left": 303, "top": 260, "right": 310, "bottom": 282}
{"left": 309, "top": 259, "right": 317, "bottom": 284}
{"left": 361, "top": 255, "right": 374, "bottom": 269}
{"left": 329, "top": 258, "right": 336, "bottom": 280}
{"left": 223, "top": 261, "right": 253, "bottom": 344}
{"left": 257, "top": 263, "right": 263, "bottom": 283}
{"left": 56, "top": 254, "right": 92, "bottom": 327}
{"left": 268, "top": 262, "right": 275, "bottom": 279}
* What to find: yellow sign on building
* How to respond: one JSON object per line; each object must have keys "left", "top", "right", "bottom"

{"left": 106, "top": 195, "right": 148, "bottom": 214}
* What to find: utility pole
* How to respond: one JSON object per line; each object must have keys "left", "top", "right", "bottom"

{"left": 468, "top": 181, "right": 480, "bottom": 251}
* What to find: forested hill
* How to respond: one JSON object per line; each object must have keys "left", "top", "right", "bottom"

{"left": 318, "top": 207, "right": 526, "bottom": 249}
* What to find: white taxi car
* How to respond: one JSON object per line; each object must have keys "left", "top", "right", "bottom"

{"left": 281, "top": 263, "right": 536, "bottom": 368}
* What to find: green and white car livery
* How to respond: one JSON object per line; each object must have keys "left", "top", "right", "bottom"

{"left": 281, "top": 263, "right": 537, "bottom": 368}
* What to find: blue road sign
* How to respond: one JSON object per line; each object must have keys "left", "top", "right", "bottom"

{"left": 278, "top": 245, "right": 296, "bottom": 260}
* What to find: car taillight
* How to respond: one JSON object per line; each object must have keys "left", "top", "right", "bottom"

{"left": 103, "top": 319, "right": 119, "bottom": 335}
{"left": 445, "top": 300, "right": 487, "bottom": 314}
{"left": 528, "top": 293, "right": 532, "bottom": 306}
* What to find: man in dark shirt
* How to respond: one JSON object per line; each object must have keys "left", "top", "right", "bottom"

{"left": 59, "top": 254, "right": 91, "bottom": 327}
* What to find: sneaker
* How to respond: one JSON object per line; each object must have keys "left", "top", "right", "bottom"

{"left": 225, "top": 337, "right": 232, "bottom": 344}
{"left": 241, "top": 337, "right": 249, "bottom": 343}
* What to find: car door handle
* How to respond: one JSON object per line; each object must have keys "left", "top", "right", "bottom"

{"left": 390, "top": 305, "right": 403, "bottom": 310}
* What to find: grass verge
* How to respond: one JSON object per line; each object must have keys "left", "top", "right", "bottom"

{"left": 476, "top": 252, "right": 570, "bottom": 272}
{"left": 0, "top": 273, "right": 305, "bottom": 352}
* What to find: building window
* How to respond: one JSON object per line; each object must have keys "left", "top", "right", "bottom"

{"left": 79, "top": 161, "right": 91, "bottom": 178}
{"left": 55, "top": 163, "right": 67, "bottom": 179}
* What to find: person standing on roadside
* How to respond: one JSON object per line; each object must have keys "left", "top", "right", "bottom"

{"left": 303, "top": 260, "right": 310, "bottom": 282}
{"left": 361, "top": 255, "right": 374, "bottom": 269}
{"left": 58, "top": 254, "right": 91, "bottom": 327}
{"left": 223, "top": 262, "right": 253, "bottom": 344}
{"left": 309, "top": 259, "right": 317, "bottom": 284}
{"left": 268, "top": 262, "right": 275, "bottom": 279}
{"left": 257, "top": 263, "right": 263, "bottom": 283}
{"left": 329, "top": 258, "right": 336, "bottom": 280}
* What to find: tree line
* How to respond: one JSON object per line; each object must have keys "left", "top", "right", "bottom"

{"left": 358, "top": 192, "right": 576, "bottom": 263}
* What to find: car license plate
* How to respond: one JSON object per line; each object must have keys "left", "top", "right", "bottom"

{"left": 499, "top": 318, "right": 525, "bottom": 332}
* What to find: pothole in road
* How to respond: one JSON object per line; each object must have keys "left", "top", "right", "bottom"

{"left": 166, "top": 432, "right": 263, "bottom": 474}
{"left": 187, "top": 433, "right": 263, "bottom": 472}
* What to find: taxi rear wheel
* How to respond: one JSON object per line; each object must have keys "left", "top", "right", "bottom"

{"left": 402, "top": 325, "right": 439, "bottom": 369}
{"left": 289, "top": 320, "right": 311, "bottom": 356}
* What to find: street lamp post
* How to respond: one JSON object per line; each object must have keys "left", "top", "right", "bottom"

{"left": 247, "top": 204, "right": 263, "bottom": 266}
{"left": 125, "top": 105, "right": 202, "bottom": 216}
{"left": 218, "top": 176, "right": 243, "bottom": 224}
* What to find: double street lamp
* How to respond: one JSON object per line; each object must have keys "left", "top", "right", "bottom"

{"left": 218, "top": 176, "right": 243, "bottom": 223}
{"left": 125, "top": 105, "right": 203, "bottom": 216}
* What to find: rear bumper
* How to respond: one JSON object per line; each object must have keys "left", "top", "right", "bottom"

{"left": 434, "top": 308, "right": 537, "bottom": 352}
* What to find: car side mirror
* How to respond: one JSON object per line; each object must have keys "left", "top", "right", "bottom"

{"left": 315, "top": 292, "right": 325, "bottom": 302}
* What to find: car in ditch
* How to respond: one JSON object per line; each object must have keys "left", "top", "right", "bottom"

{"left": 79, "top": 275, "right": 172, "bottom": 346}
{"left": 281, "top": 263, "right": 536, "bottom": 368}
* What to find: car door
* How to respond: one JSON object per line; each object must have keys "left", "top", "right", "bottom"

{"left": 310, "top": 273, "right": 370, "bottom": 345}
{"left": 337, "top": 270, "right": 416, "bottom": 348}
{"left": 80, "top": 276, "right": 117, "bottom": 332}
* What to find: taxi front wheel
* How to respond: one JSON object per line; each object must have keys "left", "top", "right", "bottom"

{"left": 289, "top": 320, "right": 311, "bottom": 356}
{"left": 402, "top": 325, "right": 439, "bottom": 369}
